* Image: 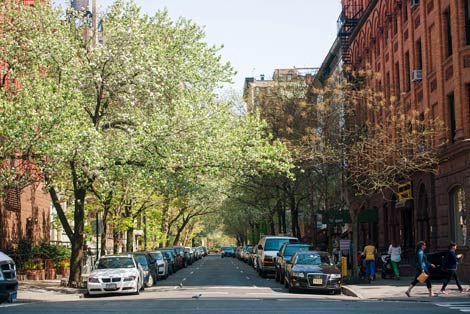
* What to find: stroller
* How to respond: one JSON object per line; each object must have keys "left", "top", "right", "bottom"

{"left": 357, "top": 252, "right": 367, "bottom": 280}
{"left": 380, "top": 254, "right": 395, "bottom": 279}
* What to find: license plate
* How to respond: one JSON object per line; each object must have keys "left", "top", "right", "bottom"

{"left": 312, "top": 278, "right": 323, "bottom": 285}
{"left": 105, "top": 283, "right": 117, "bottom": 289}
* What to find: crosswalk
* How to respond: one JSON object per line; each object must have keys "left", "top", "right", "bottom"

{"left": 435, "top": 302, "right": 470, "bottom": 313}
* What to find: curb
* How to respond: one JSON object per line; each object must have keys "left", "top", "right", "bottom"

{"left": 341, "top": 285, "right": 361, "bottom": 298}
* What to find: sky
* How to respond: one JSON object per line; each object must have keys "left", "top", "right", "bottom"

{"left": 56, "top": 0, "right": 342, "bottom": 91}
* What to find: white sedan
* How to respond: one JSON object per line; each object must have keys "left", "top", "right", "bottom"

{"left": 87, "top": 255, "right": 144, "bottom": 296}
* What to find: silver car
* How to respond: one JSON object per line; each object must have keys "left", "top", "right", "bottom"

{"left": 149, "top": 251, "right": 169, "bottom": 279}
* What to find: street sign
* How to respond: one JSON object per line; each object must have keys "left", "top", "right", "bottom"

{"left": 398, "top": 181, "right": 413, "bottom": 201}
{"left": 91, "top": 219, "right": 103, "bottom": 235}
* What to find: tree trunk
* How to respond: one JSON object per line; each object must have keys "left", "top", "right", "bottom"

{"left": 70, "top": 186, "right": 86, "bottom": 286}
{"left": 351, "top": 211, "right": 359, "bottom": 281}
{"left": 112, "top": 229, "right": 120, "bottom": 254}
{"left": 126, "top": 227, "right": 134, "bottom": 252}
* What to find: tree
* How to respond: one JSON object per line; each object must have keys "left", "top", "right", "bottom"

{"left": 0, "top": 1, "right": 291, "bottom": 285}
{"left": 312, "top": 68, "right": 443, "bottom": 280}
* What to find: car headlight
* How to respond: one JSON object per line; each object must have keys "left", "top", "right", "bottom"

{"left": 124, "top": 276, "right": 136, "bottom": 281}
{"left": 292, "top": 272, "right": 305, "bottom": 278}
{"left": 88, "top": 277, "right": 99, "bottom": 283}
{"left": 330, "top": 274, "right": 341, "bottom": 279}
{"left": 143, "top": 270, "right": 149, "bottom": 276}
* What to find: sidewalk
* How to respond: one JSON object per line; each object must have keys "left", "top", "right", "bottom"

{"left": 17, "top": 280, "right": 86, "bottom": 302}
{"left": 342, "top": 276, "right": 470, "bottom": 301}
{"left": 15, "top": 277, "right": 470, "bottom": 302}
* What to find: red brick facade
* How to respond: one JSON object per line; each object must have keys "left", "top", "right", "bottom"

{"left": 0, "top": 0, "right": 51, "bottom": 251}
{"left": 342, "top": 0, "right": 470, "bottom": 279}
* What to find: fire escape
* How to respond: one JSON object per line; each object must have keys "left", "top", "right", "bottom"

{"left": 337, "top": 5, "right": 364, "bottom": 66}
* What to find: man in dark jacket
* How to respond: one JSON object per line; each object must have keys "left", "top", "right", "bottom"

{"left": 440, "top": 242, "right": 464, "bottom": 295}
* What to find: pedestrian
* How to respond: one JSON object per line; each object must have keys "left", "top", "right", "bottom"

{"left": 439, "top": 241, "right": 464, "bottom": 295}
{"left": 405, "top": 241, "right": 437, "bottom": 297}
{"left": 363, "top": 240, "right": 376, "bottom": 282}
{"left": 388, "top": 242, "right": 402, "bottom": 279}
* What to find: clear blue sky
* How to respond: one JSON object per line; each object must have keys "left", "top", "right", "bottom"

{"left": 57, "top": 0, "right": 341, "bottom": 91}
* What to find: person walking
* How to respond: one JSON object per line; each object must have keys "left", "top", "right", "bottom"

{"left": 388, "top": 242, "right": 402, "bottom": 279}
{"left": 363, "top": 241, "right": 376, "bottom": 282}
{"left": 439, "top": 241, "right": 464, "bottom": 295}
{"left": 405, "top": 241, "right": 437, "bottom": 297}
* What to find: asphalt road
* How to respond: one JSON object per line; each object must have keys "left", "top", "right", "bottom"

{"left": 0, "top": 254, "right": 465, "bottom": 313}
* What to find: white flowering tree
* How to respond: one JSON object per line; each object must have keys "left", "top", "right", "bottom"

{"left": 0, "top": 1, "right": 291, "bottom": 285}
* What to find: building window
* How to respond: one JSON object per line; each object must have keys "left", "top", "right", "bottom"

{"left": 405, "top": 52, "right": 411, "bottom": 91}
{"left": 416, "top": 39, "right": 423, "bottom": 70}
{"left": 5, "top": 187, "right": 21, "bottom": 212}
{"left": 287, "top": 74, "right": 292, "bottom": 81}
{"left": 395, "top": 62, "right": 400, "bottom": 96}
{"left": 444, "top": 8, "right": 453, "bottom": 57}
{"left": 428, "top": 24, "right": 436, "bottom": 72}
{"left": 450, "top": 186, "right": 467, "bottom": 246}
{"left": 465, "top": 0, "right": 470, "bottom": 45}
{"left": 449, "top": 93, "right": 456, "bottom": 143}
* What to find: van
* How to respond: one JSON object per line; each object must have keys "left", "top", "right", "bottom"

{"left": 0, "top": 252, "right": 18, "bottom": 303}
{"left": 255, "top": 236, "right": 298, "bottom": 278}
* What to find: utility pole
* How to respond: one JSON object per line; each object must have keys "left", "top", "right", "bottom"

{"left": 92, "top": 0, "right": 98, "bottom": 48}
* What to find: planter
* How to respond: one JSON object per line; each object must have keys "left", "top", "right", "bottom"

{"left": 46, "top": 268, "right": 56, "bottom": 280}
{"left": 27, "top": 270, "right": 40, "bottom": 280}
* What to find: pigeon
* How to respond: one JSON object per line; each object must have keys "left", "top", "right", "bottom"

{"left": 192, "top": 293, "right": 202, "bottom": 299}
{"left": 179, "top": 282, "right": 183, "bottom": 288}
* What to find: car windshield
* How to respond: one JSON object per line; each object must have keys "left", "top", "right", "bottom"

{"left": 151, "top": 252, "right": 163, "bottom": 260}
{"left": 265, "top": 239, "right": 297, "bottom": 251}
{"left": 134, "top": 255, "right": 148, "bottom": 266}
{"left": 97, "top": 257, "right": 135, "bottom": 269}
{"left": 295, "top": 254, "right": 332, "bottom": 266}
{"left": 222, "top": 246, "right": 233, "bottom": 252}
{"left": 284, "top": 245, "right": 310, "bottom": 256}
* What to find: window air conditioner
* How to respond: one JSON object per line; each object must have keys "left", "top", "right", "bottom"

{"left": 410, "top": 0, "right": 419, "bottom": 8}
{"left": 411, "top": 69, "right": 422, "bottom": 81}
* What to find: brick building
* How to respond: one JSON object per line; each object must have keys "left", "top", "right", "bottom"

{"left": 337, "top": 0, "right": 470, "bottom": 278}
{"left": 0, "top": 0, "right": 52, "bottom": 251}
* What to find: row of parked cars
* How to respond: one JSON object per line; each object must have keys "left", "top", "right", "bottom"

{"left": 87, "top": 246, "right": 208, "bottom": 296}
{"left": 234, "top": 236, "right": 342, "bottom": 294}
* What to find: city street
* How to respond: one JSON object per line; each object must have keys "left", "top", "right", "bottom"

{"left": 1, "top": 255, "right": 466, "bottom": 313}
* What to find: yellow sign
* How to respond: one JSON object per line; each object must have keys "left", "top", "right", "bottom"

{"left": 398, "top": 181, "right": 413, "bottom": 201}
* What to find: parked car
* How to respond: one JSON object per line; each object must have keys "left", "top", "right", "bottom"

{"left": 173, "top": 246, "right": 190, "bottom": 267}
{"left": 0, "top": 251, "right": 17, "bottom": 303}
{"left": 248, "top": 245, "right": 257, "bottom": 267}
{"left": 221, "top": 246, "right": 235, "bottom": 257}
{"left": 427, "top": 250, "right": 449, "bottom": 279}
{"left": 149, "top": 251, "right": 169, "bottom": 279}
{"left": 87, "top": 254, "right": 144, "bottom": 296}
{"left": 241, "top": 245, "right": 253, "bottom": 263}
{"left": 256, "top": 235, "right": 299, "bottom": 277}
{"left": 132, "top": 252, "right": 158, "bottom": 287}
{"left": 159, "top": 249, "right": 176, "bottom": 274}
{"left": 284, "top": 251, "right": 341, "bottom": 294}
{"left": 276, "top": 243, "right": 314, "bottom": 283}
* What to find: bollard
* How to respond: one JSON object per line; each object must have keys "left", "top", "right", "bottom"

{"left": 341, "top": 256, "right": 348, "bottom": 278}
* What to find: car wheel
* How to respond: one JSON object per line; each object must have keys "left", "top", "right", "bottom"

{"left": 288, "top": 281, "right": 296, "bottom": 293}
{"left": 146, "top": 274, "right": 154, "bottom": 287}
{"left": 134, "top": 281, "right": 140, "bottom": 295}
